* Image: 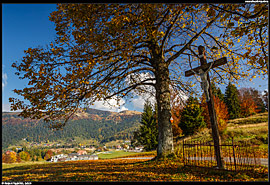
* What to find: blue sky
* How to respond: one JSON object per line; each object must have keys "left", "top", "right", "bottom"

{"left": 2, "top": 4, "right": 268, "bottom": 113}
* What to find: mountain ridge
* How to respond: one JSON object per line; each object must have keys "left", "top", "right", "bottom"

{"left": 2, "top": 108, "right": 142, "bottom": 149}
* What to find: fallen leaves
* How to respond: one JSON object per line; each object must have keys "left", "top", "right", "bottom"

{"left": 2, "top": 158, "right": 268, "bottom": 182}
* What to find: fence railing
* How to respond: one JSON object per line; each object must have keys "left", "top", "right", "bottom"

{"left": 182, "top": 138, "right": 262, "bottom": 171}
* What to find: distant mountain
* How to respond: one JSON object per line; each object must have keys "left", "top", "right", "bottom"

{"left": 2, "top": 108, "right": 142, "bottom": 149}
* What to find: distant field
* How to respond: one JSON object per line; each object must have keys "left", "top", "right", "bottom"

{"left": 97, "top": 150, "right": 140, "bottom": 159}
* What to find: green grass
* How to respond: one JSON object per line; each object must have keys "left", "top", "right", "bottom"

{"left": 97, "top": 150, "right": 156, "bottom": 159}
{"left": 97, "top": 150, "right": 138, "bottom": 159}
{"left": 227, "top": 112, "right": 268, "bottom": 125}
{"left": 181, "top": 112, "right": 268, "bottom": 143}
{"left": 2, "top": 161, "right": 48, "bottom": 170}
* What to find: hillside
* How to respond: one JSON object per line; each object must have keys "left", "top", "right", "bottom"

{"left": 2, "top": 108, "right": 142, "bottom": 149}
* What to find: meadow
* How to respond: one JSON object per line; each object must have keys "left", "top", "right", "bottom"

{"left": 2, "top": 157, "right": 268, "bottom": 182}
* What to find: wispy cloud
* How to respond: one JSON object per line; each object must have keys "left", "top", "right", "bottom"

{"left": 2, "top": 72, "right": 8, "bottom": 89}
{"left": 90, "top": 97, "right": 128, "bottom": 112}
{"left": 2, "top": 103, "right": 11, "bottom": 112}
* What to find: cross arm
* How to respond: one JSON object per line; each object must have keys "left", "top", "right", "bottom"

{"left": 185, "top": 57, "right": 227, "bottom": 77}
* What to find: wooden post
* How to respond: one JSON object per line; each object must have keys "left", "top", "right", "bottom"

{"left": 197, "top": 45, "right": 224, "bottom": 169}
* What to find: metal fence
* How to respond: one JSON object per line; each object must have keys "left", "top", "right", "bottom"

{"left": 182, "top": 138, "right": 262, "bottom": 171}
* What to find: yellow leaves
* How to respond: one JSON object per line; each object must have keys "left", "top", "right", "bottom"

{"left": 87, "top": 60, "right": 92, "bottom": 65}
{"left": 123, "top": 17, "right": 129, "bottom": 22}
{"left": 159, "top": 31, "right": 165, "bottom": 36}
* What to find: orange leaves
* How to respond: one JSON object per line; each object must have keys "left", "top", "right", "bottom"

{"left": 201, "top": 95, "right": 229, "bottom": 134}
{"left": 2, "top": 158, "right": 268, "bottom": 182}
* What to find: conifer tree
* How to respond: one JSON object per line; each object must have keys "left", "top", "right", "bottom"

{"left": 211, "top": 83, "right": 225, "bottom": 102}
{"left": 249, "top": 88, "right": 266, "bottom": 113}
{"left": 179, "top": 97, "right": 206, "bottom": 136}
{"left": 133, "top": 101, "right": 158, "bottom": 151}
{"left": 224, "top": 83, "right": 241, "bottom": 119}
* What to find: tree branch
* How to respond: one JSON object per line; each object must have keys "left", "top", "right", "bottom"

{"left": 167, "top": 14, "right": 220, "bottom": 64}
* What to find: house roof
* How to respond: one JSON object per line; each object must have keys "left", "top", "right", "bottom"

{"left": 68, "top": 153, "right": 79, "bottom": 157}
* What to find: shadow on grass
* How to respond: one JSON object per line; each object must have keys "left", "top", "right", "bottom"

{"left": 2, "top": 159, "right": 268, "bottom": 182}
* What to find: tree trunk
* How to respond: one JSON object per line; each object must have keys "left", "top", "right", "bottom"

{"left": 155, "top": 61, "right": 174, "bottom": 159}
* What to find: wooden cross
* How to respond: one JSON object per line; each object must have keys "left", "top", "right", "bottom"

{"left": 185, "top": 45, "right": 227, "bottom": 169}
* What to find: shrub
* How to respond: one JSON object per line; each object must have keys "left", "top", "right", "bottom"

{"left": 19, "top": 151, "right": 31, "bottom": 161}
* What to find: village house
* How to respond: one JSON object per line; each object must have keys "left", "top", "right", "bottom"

{"left": 77, "top": 150, "right": 87, "bottom": 155}
{"left": 5, "top": 150, "right": 17, "bottom": 155}
{"left": 50, "top": 154, "right": 68, "bottom": 162}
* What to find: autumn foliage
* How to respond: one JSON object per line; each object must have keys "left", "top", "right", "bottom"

{"left": 201, "top": 95, "right": 229, "bottom": 135}
{"left": 170, "top": 88, "right": 184, "bottom": 137}
{"left": 2, "top": 158, "right": 268, "bottom": 182}
{"left": 2, "top": 151, "right": 17, "bottom": 163}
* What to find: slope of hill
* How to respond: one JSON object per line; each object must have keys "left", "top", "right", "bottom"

{"left": 2, "top": 109, "right": 142, "bottom": 149}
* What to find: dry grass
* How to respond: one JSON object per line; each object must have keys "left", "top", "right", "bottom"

{"left": 2, "top": 158, "right": 268, "bottom": 182}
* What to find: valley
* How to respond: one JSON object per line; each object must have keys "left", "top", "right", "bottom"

{"left": 2, "top": 108, "right": 142, "bottom": 150}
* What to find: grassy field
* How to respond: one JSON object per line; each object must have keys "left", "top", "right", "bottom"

{"left": 97, "top": 150, "right": 156, "bottom": 159}
{"left": 2, "top": 158, "right": 268, "bottom": 182}
{"left": 179, "top": 112, "right": 268, "bottom": 146}
{"left": 2, "top": 112, "right": 268, "bottom": 182}
{"left": 97, "top": 150, "right": 140, "bottom": 159}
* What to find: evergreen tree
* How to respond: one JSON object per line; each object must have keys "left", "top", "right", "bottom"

{"left": 249, "top": 88, "right": 266, "bottom": 113}
{"left": 211, "top": 83, "right": 224, "bottom": 102}
{"left": 132, "top": 101, "right": 158, "bottom": 151}
{"left": 224, "top": 83, "right": 241, "bottom": 119}
{"left": 179, "top": 97, "right": 206, "bottom": 136}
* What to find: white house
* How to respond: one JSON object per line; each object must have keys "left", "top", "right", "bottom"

{"left": 50, "top": 153, "right": 98, "bottom": 162}
{"left": 50, "top": 154, "right": 68, "bottom": 162}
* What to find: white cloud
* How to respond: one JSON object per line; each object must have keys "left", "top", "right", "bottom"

{"left": 126, "top": 72, "right": 156, "bottom": 109}
{"left": 2, "top": 103, "right": 22, "bottom": 112}
{"left": 126, "top": 72, "right": 156, "bottom": 96}
{"left": 2, "top": 72, "right": 7, "bottom": 89}
{"left": 90, "top": 97, "right": 128, "bottom": 112}
{"left": 2, "top": 103, "right": 10, "bottom": 112}
{"left": 131, "top": 96, "right": 145, "bottom": 110}
{"left": 131, "top": 95, "right": 156, "bottom": 111}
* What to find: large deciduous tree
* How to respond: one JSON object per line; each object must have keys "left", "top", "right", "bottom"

{"left": 10, "top": 4, "right": 268, "bottom": 159}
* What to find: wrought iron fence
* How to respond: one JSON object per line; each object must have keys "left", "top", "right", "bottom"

{"left": 182, "top": 138, "right": 262, "bottom": 171}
